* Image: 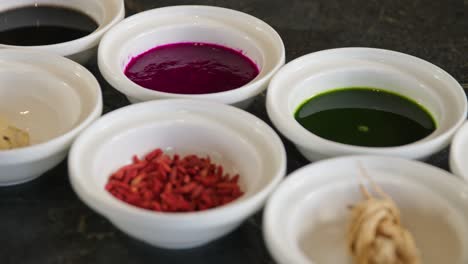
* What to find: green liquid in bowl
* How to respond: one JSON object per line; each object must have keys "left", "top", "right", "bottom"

{"left": 294, "top": 87, "right": 436, "bottom": 147}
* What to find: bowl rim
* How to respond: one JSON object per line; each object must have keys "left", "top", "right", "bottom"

{"left": 450, "top": 121, "right": 468, "bottom": 181}
{"left": 97, "top": 5, "right": 286, "bottom": 104}
{"left": 266, "top": 47, "right": 467, "bottom": 156}
{"left": 68, "top": 99, "right": 287, "bottom": 224}
{"left": 0, "top": 0, "right": 125, "bottom": 54}
{"left": 0, "top": 49, "right": 103, "bottom": 162}
{"left": 263, "top": 155, "right": 468, "bottom": 264}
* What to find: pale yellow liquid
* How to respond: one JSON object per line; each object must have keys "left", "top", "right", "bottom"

{"left": 299, "top": 208, "right": 463, "bottom": 264}
{"left": 0, "top": 96, "right": 71, "bottom": 144}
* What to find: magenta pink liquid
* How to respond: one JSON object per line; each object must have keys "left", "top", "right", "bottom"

{"left": 124, "top": 42, "right": 260, "bottom": 94}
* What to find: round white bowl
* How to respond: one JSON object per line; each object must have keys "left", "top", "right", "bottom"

{"left": 0, "top": 49, "right": 102, "bottom": 185}
{"left": 98, "top": 5, "right": 285, "bottom": 108}
{"left": 68, "top": 99, "right": 286, "bottom": 249}
{"left": 267, "top": 48, "right": 467, "bottom": 161}
{"left": 450, "top": 121, "right": 468, "bottom": 181}
{"left": 264, "top": 155, "right": 468, "bottom": 264}
{"left": 0, "top": 0, "right": 125, "bottom": 64}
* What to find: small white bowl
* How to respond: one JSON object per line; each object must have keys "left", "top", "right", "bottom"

{"left": 68, "top": 99, "right": 286, "bottom": 249}
{"left": 264, "top": 155, "right": 468, "bottom": 264}
{"left": 98, "top": 5, "right": 285, "bottom": 108}
{"left": 0, "top": 49, "right": 102, "bottom": 185}
{"left": 267, "top": 48, "right": 467, "bottom": 161}
{"left": 450, "top": 121, "right": 468, "bottom": 181}
{"left": 0, "top": 0, "right": 125, "bottom": 64}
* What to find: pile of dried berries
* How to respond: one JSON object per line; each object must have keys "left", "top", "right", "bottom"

{"left": 105, "top": 148, "right": 244, "bottom": 212}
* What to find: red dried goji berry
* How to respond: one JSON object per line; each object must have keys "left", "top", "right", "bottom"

{"left": 105, "top": 148, "right": 244, "bottom": 213}
{"left": 145, "top": 148, "right": 163, "bottom": 161}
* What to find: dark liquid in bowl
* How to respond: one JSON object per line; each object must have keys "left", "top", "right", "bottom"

{"left": 295, "top": 88, "right": 436, "bottom": 147}
{"left": 0, "top": 5, "right": 98, "bottom": 46}
{"left": 125, "top": 42, "right": 260, "bottom": 94}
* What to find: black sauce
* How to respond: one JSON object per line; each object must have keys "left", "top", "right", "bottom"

{"left": 0, "top": 5, "right": 98, "bottom": 46}
{"left": 294, "top": 87, "right": 436, "bottom": 147}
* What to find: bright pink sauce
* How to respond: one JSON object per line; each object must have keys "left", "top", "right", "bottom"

{"left": 124, "top": 42, "right": 260, "bottom": 94}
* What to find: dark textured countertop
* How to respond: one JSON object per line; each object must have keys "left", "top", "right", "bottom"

{"left": 1, "top": 0, "right": 467, "bottom": 263}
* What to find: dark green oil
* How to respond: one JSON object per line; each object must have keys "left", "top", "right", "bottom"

{"left": 294, "top": 87, "right": 436, "bottom": 147}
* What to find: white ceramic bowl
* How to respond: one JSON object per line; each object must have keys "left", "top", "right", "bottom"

{"left": 98, "top": 5, "right": 285, "bottom": 108}
{"left": 267, "top": 48, "right": 467, "bottom": 161}
{"left": 264, "top": 155, "right": 468, "bottom": 264}
{"left": 68, "top": 99, "right": 286, "bottom": 249}
{"left": 0, "top": 49, "right": 102, "bottom": 185}
{"left": 0, "top": 0, "right": 125, "bottom": 64}
{"left": 450, "top": 121, "right": 468, "bottom": 181}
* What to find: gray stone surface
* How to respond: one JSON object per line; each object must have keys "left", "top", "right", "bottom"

{"left": 0, "top": 0, "right": 467, "bottom": 263}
